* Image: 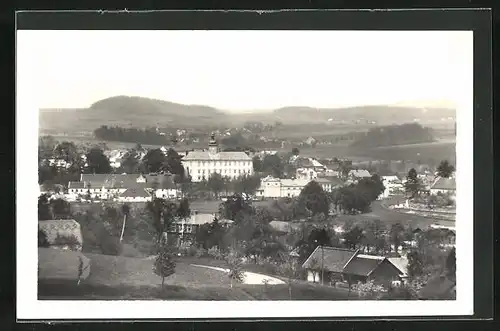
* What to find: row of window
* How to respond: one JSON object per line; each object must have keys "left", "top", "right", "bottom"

{"left": 188, "top": 161, "right": 251, "bottom": 167}
{"left": 197, "top": 169, "right": 251, "bottom": 175}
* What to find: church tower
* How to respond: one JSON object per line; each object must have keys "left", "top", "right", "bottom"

{"left": 208, "top": 133, "right": 218, "bottom": 155}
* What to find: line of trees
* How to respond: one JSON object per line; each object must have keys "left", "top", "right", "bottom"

{"left": 94, "top": 125, "right": 171, "bottom": 145}
{"left": 350, "top": 123, "right": 435, "bottom": 149}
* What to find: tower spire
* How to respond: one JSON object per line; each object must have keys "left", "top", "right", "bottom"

{"left": 208, "top": 133, "right": 218, "bottom": 154}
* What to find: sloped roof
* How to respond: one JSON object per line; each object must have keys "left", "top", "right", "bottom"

{"left": 182, "top": 151, "right": 251, "bottom": 161}
{"left": 281, "top": 179, "right": 310, "bottom": 187}
{"left": 431, "top": 177, "right": 456, "bottom": 191}
{"left": 313, "top": 177, "right": 344, "bottom": 186}
{"left": 68, "top": 181, "right": 85, "bottom": 189}
{"left": 343, "top": 255, "right": 386, "bottom": 277}
{"left": 119, "top": 188, "right": 151, "bottom": 198}
{"left": 388, "top": 257, "right": 409, "bottom": 277}
{"left": 38, "top": 219, "right": 83, "bottom": 246}
{"left": 80, "top": 173, "right": 175, "bottom": 190}
{"left": 302, "top": 246, "right": 358, "bottom": 273}
{"left": 349, "top": 169, "right": 371, "bottom": 178}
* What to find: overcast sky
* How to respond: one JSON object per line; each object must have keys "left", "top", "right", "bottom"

{"left": 18, "top": 30, "right": 472, "bottom": 111}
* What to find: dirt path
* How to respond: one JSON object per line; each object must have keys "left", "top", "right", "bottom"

{"left": 190, "top": 264, "right": 285, "bottom": 285}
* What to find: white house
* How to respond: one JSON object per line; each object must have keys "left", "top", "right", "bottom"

{"left": 378, "top": 175, "right": 404, "bottom": 199}
{"left": 255, "top": 176, "right": 340, "bottom": 198}
{"left": 296, "top": 167, "right": 318, "bottom": 180}
{"left": 181, "top": 134, "right": 253, "bottom": 182}
{"left": 348, "top": 169, "right": 371, "bottom": 181}
{"left": 70, "top": 173, "right": 179, "bottom": 200}
{"left": 116, "top": 188, "right": 152, "bottom": 202}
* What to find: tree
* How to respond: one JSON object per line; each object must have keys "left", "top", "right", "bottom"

{"left": 297, "top": 181, "right": 330, "bottom": 217}
{"left": 279, "top": 257, "right": 300, "bottom": 300}
{"left": 292, "top": 147, "right": 300, "bottom": 156}
{"left": 153, "top": 245, "right": 176, "bottom": 289}
{"left": 120, "top": 149, "right": 140, "bottom": 174}
{"left": 406, "top": 250, "right": 424, "bottom": 279}
{"left": 219, "top": 194, "right": 254, "bottom": 224}
{"left": 207, "top": 172, "right": 225, "bottom": 199}
{"left": 38, "top": 194, "right": 52, "bottom": 220}
{"left": 389, "top": 223, "right": 405, "bottom": 253}
{"left": 404, "top": 168, "right": 421, "bottom": 199}
{"left": 38, "top": 229, "right": 50, "bottom": 247}
{"left": 233, "top": 174, "right": 261, "bottom": 196}
{"left": 343, "top": 225, "right": 364, "bottom": 249}
{"left": 226, "top": 254, "right": 245, "bottom": 288}
{"left": 357, "top": 174, "right": 386, "bottom": 201}
{"left": 176, "top": 198, "right": 191, "bottom": 219}
{"left": 86, "top": 147, "right": 112, "bottom": 174}
{"left": 252, "top": 156, "right": 263, "bottom": 172}
{"left": 436, "top": 160, "right": 455, "bottom": 178}
{"left": 142, "top": 148, "right": 166, "bottom": 173}
{"left": 53, "top": 141, "right": 78, "bottom": 164}
{"left": 308, "top": 227, "right": 331, "bottom": 247}
{"left": 50, "top": 198, "right": 71, "bottom": 219}
{"left": 445, "top": 247, "right": 456, "bottom": 277}
{"left": 164, "top": 148, "right": 185, "bottom": 177}
{"left": 261, "top": 154, "right": 283, "bottom": 178}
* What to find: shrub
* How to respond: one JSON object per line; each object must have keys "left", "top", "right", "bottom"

{"left": 53, "top": 232, "right": 81, "bottom": 250}
{"left": 153, "top": 245, "right": 176, "bottom": 288}
{"left": 98, "top": 231, "right": 123, "bottom": 256}
{"left": 38, "top": 229, "right": 50, "bottom": 247}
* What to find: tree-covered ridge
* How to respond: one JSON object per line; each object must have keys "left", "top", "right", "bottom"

{"left": 350, "top": 123, "right": 435, "bottom": 148}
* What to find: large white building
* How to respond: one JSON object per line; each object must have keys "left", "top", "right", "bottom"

{"left": 256, "top": 176, "right": 342, "bottom": 198}
{"left": 181, "top": 134, "right": 253, "bottom": 182}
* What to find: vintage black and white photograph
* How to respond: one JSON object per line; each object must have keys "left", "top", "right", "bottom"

{"left": 17, "top": 25, "right": 474, "bottom": 319}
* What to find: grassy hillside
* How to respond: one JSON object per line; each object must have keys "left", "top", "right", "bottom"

{"left": 39, "top": 95, "right": 456, "bottom": 134}
{"left": 38, "top": 252, "right": 364, "bottom": 300}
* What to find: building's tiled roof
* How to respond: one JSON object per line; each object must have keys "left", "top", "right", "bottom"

{"left": 281, "top": 179, "right": 310, "bottom": 187}
{"left": 388, "top": 257, "right": 409, "bottom": 277}
{"left": 119, "top": 188, "right": 151, "bottom": 198}
{"left": 68, "top": 181, "right": 85, "bottom": 189}
{"left": 349, "top": 169, "right": 372, "bottom": 178}
{"left": 418, "top": 275, "right": 456, "bottom": 300}
{"left": 343, "top": 255, "right": 385, "bottom": 277}
{"left": 79, "top": 174, "right": 176, "bottom": 190}
{"left": 302, "top": 246, "right": 358, "bottom": 273}
{"left": 431, "top": 177, "right": 456, "bottom": 191}
{"left": 182, "top": 151, "right": 251, "bottom": 161}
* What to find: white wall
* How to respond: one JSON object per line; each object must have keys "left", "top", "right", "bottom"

{"left": 184, "top": 160, "right": 253, "bottom": 182}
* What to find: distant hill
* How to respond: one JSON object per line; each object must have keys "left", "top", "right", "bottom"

{"left": 39, "top": 95, "right": 456, "bottom": 134}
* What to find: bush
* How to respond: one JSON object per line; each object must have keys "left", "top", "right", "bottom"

{"left": 53, "top": 233, "right": 81, "bottom": 250}
{"left": 38, "top": 229, "right": 50, "bottom": 247}
{"left": 208, "top": 247, "right": 224, "bottom": 260}
{"left": 98, "top": 231, "right": 123, "bottom": 256}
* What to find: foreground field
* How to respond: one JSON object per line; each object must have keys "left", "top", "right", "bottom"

{"left": 38, "top": 252, "right": 363, "bottom": 300}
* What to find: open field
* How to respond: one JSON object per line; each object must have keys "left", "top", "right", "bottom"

{"left": 38, "top": 252, "right": 363, "bottom": 300}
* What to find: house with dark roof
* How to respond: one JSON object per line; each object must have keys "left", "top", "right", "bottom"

{"left": 342, "top": 254, "right": 405, "bottom": 286}
{"left": 302, "top": 246, "right": 359, "bottom": 284}
{"left": 302, "top": 247, "right": 406, "bottom": 287}
{"left": 430, "top": 177, "right": 456, "bottom": 196}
